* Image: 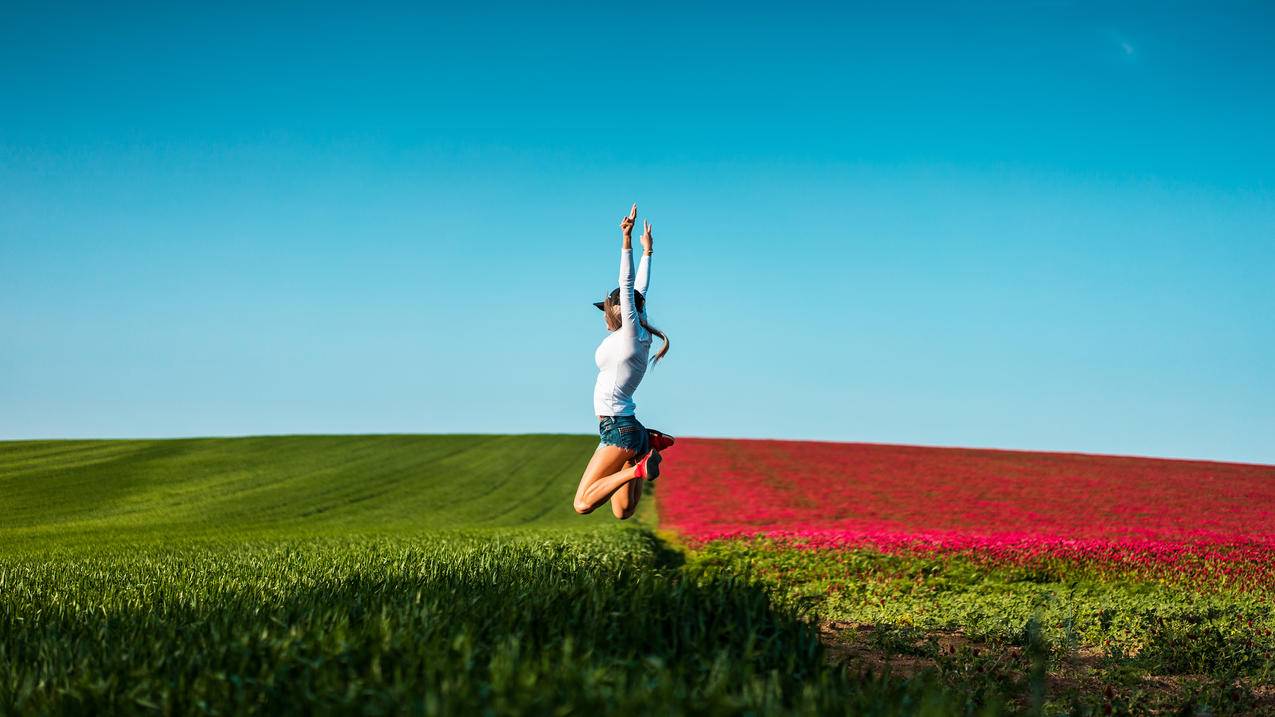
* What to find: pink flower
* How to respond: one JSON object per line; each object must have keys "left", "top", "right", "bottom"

{"left": 658, "top": 438, "right": 1275, "bottom": 590}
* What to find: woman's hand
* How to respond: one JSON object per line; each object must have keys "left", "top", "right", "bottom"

{"left": 620, "top": 203, "right": 637, "bottom": 238}
{"left": 640, "top": 219, "right": 653, "bottom": 255}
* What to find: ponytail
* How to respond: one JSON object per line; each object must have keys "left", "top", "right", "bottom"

{"left": 639, "top": 318, "right": 671, "bottom": 366}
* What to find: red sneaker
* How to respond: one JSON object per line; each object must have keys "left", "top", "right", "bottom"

{"left": 633, "top": 449, "right": 662, "bottom": 481}
{"left": 647, "top": 429, "right": 676, "bottom": 451}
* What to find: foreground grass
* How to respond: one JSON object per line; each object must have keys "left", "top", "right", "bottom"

{"left": 0, "top": 436, "right": 978, "bottom": 715}
{"left": 0, "top": 529, "right": 995, "bottom": 715}
{"left": 691, "top": 539, "right": 1275, "bottom": 715}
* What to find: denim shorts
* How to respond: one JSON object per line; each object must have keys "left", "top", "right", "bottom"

{"left": 598, "top": 414, "right": 651, "bottom": 456}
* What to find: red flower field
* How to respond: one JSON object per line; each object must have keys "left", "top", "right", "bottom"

{"left": 659, "top": 438, "right": 1275, "bottom": 587}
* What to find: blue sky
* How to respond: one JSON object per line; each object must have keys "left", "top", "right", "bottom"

{"left": 3, "top": 1, "right": 1273, "bottom": 464}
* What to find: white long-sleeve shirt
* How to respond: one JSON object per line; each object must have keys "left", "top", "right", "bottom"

{"left": 593, "top": 248, "right": 652, "bottom": 417}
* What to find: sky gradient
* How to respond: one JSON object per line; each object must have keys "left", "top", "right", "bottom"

{"left": 3, "top": 1, "right": 1273, "bottom": 464}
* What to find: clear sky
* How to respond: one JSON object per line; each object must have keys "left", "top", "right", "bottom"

{"left": 3, "top": 1, "right": 1273, "bottom": 464}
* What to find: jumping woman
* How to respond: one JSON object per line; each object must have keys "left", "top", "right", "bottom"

{"left": 573, "top": 203, "right": 675, "bottom": 520}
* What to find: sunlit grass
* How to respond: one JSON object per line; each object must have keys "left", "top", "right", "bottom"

{"left": 0, "top": 436, "right": 972, "bottom": 715}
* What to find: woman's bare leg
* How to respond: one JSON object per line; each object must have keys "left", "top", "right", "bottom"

{"left": 610, "top": 459, "right": 642, "bottom": 520}
{"left": 573, "top": 444, "right": 640, "bottom": 515}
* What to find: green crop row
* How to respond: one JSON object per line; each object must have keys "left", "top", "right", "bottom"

{"left": 0, "top": 528, "right": 995, "bottom": 716}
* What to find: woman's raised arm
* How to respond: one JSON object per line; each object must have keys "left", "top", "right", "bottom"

{"left": 617, "top": 204, "right": 640, "bottom": 329}
{"left": 635, "top": 219, "right": 652, "bottom": 303}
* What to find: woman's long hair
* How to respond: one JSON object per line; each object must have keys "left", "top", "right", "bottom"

{"left": 604, "top": 291, "right": 670, "bottom": 366}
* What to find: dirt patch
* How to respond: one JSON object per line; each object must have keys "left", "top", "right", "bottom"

{"left": 818, "top": 620, "right": 1275, "bottom": 715}
{"left": 818, "top": 620, "right": 989, "bottom": 678}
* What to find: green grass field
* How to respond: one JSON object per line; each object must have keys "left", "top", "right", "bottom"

{"left": 0, "top": 435, "right": 607, "bottom": 545}
{"left": 4, "top": 435, "right": 1271, "bottom": 715}
{"left": 0, "top": 435, "right": 968, "bottom": 716}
